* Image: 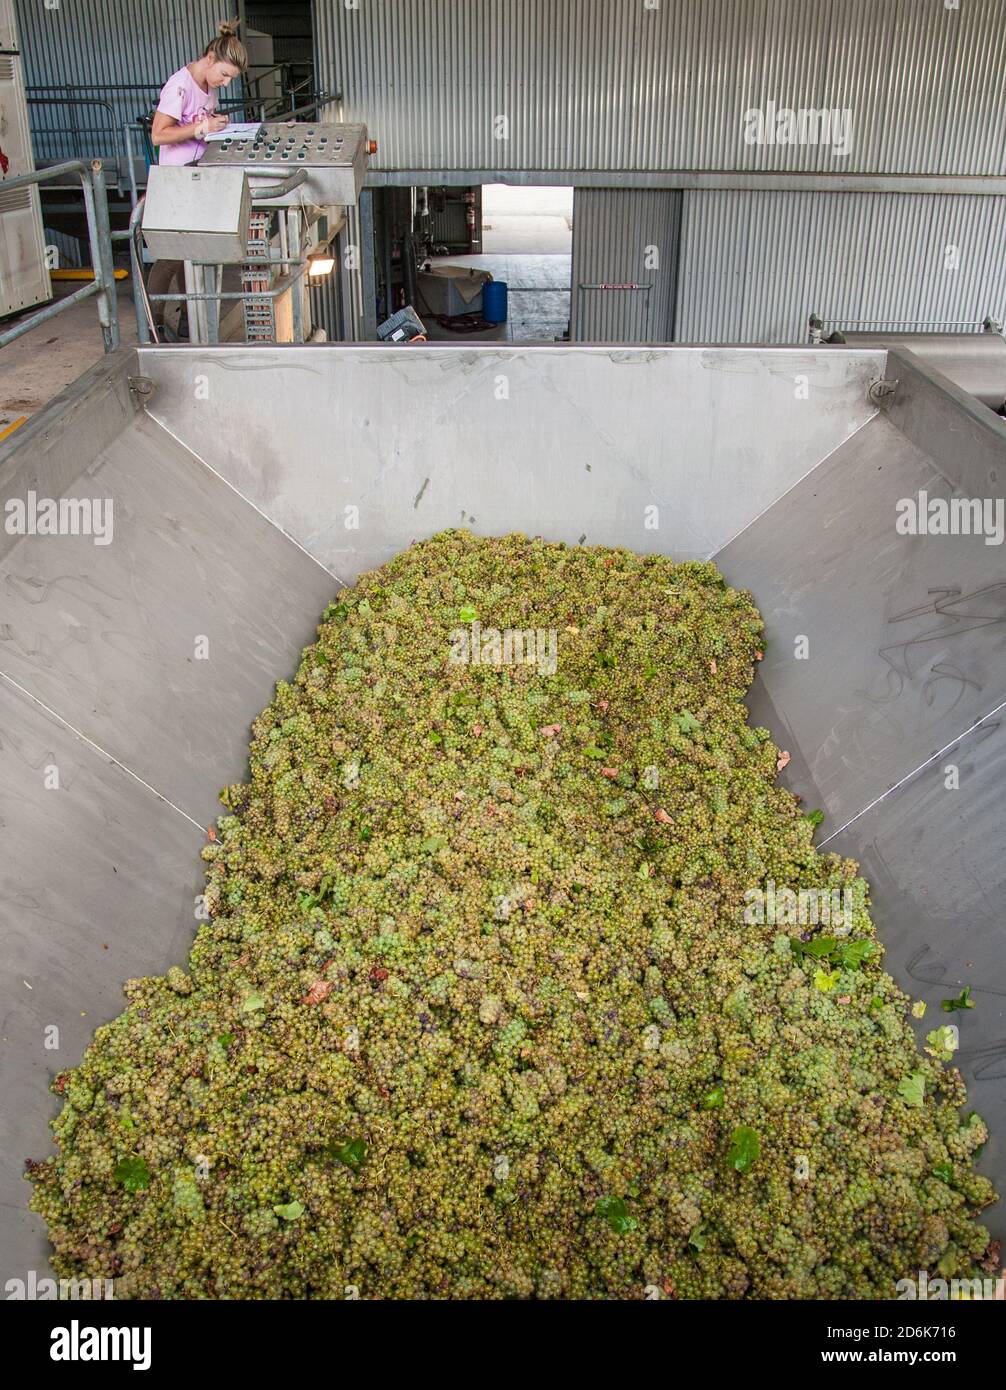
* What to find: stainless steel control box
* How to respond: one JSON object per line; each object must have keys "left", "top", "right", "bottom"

{"left": 142, "top": 165, "right": 252, "bottom": 263}
{"left": 199, "top": 122, "right": 369, "bottom": 207}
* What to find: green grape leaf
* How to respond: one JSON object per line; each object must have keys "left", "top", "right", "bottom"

{"left": 595, "top": 1195, "right": 638, "bottom": 1234}
{"left": 926, "top": 1025, "right": 959, "bottom": 1060}
{"left": 688, "top": 1223, "right": 709, "bottom": 1252}
{"left": 327, "top": 1137, "right": 367, "bottom": 1172}
{"left": 837, "top": 940, "right": 876, "bottom": 969}
{"left": 726, "top": 1126, "right": 760, "bottom": 1173}
{"left": 700, "top": 1085, "right": 725, "bottom": 1111}
{"left": 272, "top": 1201, "right": 304, "bottom": 1221}
{"left": 114, "top": 1155, "right": 151, "bottom": 1192}
{"left": 801, "top": 936, "right": 839, "bottom": 959}
{"left": 941, "top": 987, "right": 975, "bottom": 1013}
{"left": 897, "top": 1072, "right": 926, "bottom": 1108}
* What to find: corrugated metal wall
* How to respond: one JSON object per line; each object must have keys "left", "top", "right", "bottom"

{"left": 336, "top": 201, "right": 365, "bottom": 341}
{"left": 570, "top": 188, "right": 681, "bottom": 341}
{"left": 309, "top": 268, "right": 344, "bottom": 341}
{"left": 429, "top": 193, "right": 471, "bottom": 250}
{"left": 314, "top": 0, "right": 1006, "bottom": 176}
{"left": 42, "top": 224, "right": 84, "bottom": 268}
{"left": 675, "top": 190, "right": 1006, "bottom": 342}
{"left": 15, "top": 0, "right": 223, "bottom": 165}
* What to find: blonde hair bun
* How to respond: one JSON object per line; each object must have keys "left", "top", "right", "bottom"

{"left": 204, "top": 17, "right": 247, "bottom": 70}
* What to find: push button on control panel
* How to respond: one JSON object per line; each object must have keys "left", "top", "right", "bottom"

{"left": 199, "top": 123, "right": 368, "bottom": 201}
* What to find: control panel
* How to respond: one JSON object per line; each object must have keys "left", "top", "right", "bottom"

{"left": 200, "top": 122, "right": 369, "bottom": 207}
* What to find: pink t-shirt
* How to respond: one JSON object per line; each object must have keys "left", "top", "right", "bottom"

{"left": 156, "top": 65, "right": 217, "bottom": 165}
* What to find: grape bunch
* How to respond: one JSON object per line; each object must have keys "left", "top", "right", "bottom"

{"left": 27, "top": 531, "right": 996, "bottom": 1299}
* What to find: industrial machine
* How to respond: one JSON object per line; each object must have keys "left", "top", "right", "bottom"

{"left": 0, "top": 0, "right": 49, "bottom": 317}
{"left": 139, "top": 122, "right": 372, "bottom": 343}
{"left": 814, "top": 313, "right": 1006, "bottom": 412}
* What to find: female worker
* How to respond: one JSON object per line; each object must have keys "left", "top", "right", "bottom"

{"left": 147, "top": 19, "right": 248, "bottom": 335}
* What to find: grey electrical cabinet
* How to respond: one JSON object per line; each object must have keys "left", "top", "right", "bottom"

{"left": 0, "top": 0, "right": 50, "bottom": 316}
{"left": 142, "top": 165, "right": 252, "bottom": 263}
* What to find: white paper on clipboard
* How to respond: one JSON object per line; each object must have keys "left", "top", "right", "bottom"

{"left": 204, "top": 122, "right": 262, "bottom": 142}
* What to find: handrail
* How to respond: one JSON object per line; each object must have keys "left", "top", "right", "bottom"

{"left": 128, "top": 196, "right": 156, "bottom": 346}
{"left": 26, "top": 84, "right": 267, "bottom": 185}
{"left": 270, "top": 93, "right": 332, "bottom": 123}
{"left": 245, "top": 63, "right": 319, "bottom": 116}
{"left": 26, "top": 95, "right": 125, "bottom": 165}
{"left": 245, "top": 61, "right": 289, "bottom": 95}
{"left": 0, "top": 161, "right": 119, "bottom": 353}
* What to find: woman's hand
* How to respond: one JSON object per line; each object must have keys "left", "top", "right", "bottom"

{"left": 192, "top": 113, "right": 227, "bottom": 140}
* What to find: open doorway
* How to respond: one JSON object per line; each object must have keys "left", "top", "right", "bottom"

{"left": 368, "top": 183, "right": 572, "bottom": 343}
{"left": 481, "top": 184, "right": 573, "bottom": 254}
{"left": 423, "top": 184, "right": 572, "bottom": 341}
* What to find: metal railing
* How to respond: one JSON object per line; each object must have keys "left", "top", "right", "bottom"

{"left": 26, "top": 78, "right": 326, "bottom": 188}
{"left": 270, "top": 93, "right": 333, "bottom": 123}
{"left": 0, "top": 161, "right": 118, "bottom": 353}
{"left": 26, "top": 83, "right": 270, "bottom": 198}
{"left": 26, "top": 94, "right": 126, "bottom": 166}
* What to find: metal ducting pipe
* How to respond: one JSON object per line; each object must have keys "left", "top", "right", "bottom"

{"left": 828, "top": 329, "right": 1006, "bottom": 408}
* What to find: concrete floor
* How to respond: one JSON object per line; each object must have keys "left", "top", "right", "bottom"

{"left": 0, "top": 279, "right": 138, "bottom": 432}
{"left": 420, "top": 188, "right": 573, "bottom": 343}
{"left": 481, "top": 183, "right": 573, "bottom": 255}
{"left": 424, "top": 252, "right": 571, "bottom": 342}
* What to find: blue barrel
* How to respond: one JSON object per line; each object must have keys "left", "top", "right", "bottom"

{"left": 483, "top": 279, "right": 508, "bottom": 323}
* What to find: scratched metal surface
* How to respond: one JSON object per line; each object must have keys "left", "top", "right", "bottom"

{"left": 138, "top": 344, "right": 883, "bottom": 570}
{"left": 0, "top": 676, "right": 203, "bottom": 1283}
{"left": 716, "top": 411, "right": 1006, "bottom": 829}
{"left": 745, "top": 674, "right": 1006, "bottom": 1244}
{"left": 0, "top": 365, "right": 341, "bottom": 1283}
{"left": 0, "top": 413, "right": 340, "bottom": 826}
